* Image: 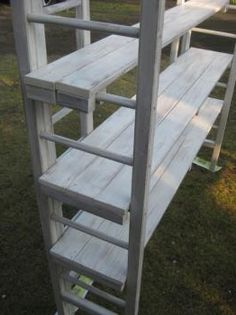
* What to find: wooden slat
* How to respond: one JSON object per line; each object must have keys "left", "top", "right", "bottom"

{"left": 56, "top": 39, "right": 139, "bottom": 98}
{"left": 25, "top": 0, "right": 228, "bottom": 101}
{"left": 40, "top": 48, "right": 232, "bottom": 223}
{"left": 25, "top": 35, "right": 134, "bottom": 90}
{"left": 50, "top": 97, "right": 223, "bottom": 291}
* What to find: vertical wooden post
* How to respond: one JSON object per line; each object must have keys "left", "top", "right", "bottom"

{"left": 170, "top": 0, "right": 184, "bottom": 63}
{"left": 126, "top": 1, "right": 165, "bottom": 314}
{"left": 180, "top": 30, "right": 192, "bottom": 54}
{"left": 170, "top": 38, "right": 180, "bottom": 63}
{"left": 75, "top": 0, "right": 91, "bottom": 48}
{"left": 10, "top": 1, "right": 69, "bottom": 314}
{"left": 75, "top": 0, "right": 94, "bottom": 136}
{"left": 210, "top": 44, "right": 236, "bottom": 171}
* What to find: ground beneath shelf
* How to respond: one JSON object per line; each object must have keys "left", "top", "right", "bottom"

{"left": 0, "top": 1, "right": 235, "bottom": 315}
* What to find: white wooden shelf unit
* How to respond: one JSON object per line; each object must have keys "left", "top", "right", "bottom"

{"left": 11, "top": 0, "right": 236, "bottom": 314}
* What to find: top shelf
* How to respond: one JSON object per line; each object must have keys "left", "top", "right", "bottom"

{"left": 24, "top": 0, "right": 228, "bottom": 103}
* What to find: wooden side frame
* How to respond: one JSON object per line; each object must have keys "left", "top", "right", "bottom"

{"left": 210, "top": 43, "right": 236, "bottom": 171}
{"left": 126, "top": 1, "right": 166, "bottom": 314}
{"left": 10, "top": 1, "right": 71, "bottom": 314}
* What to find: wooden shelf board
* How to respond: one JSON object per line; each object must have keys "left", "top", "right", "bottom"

{"left": 50, "top": 97, "right": 223, "bottom": 291}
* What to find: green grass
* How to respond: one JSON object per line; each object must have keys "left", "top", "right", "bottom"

{"left": 0, "top": 2, "right": 236, "bottom": 315}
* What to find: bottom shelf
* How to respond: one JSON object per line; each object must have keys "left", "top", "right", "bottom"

{"left": 50, "top": 97, "right": 223, "bottom": 291}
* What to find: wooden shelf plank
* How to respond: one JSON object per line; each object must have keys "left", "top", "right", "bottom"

{"left": 25, "top": 0, "right": 228, "bottom": 101}
{"left": 40, "top": 48, "right": 232, "bottom": 224}
{"left": 50, "top": 97, "right": 224, "bottom": 291}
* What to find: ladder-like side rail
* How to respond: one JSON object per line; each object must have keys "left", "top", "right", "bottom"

{"left": 43, "top": 0, "right": 81, "bottom": 15}
{"left": 210, "top": 44, "right": 236, "bottom": 171}
{"left": 10, "top": 1, "right": 72, "bottom": 314}
{"left": 27, "top": 13, "right": 140, "bottom": 38}
{"left": 40, "top": 132, "right": 134, "bottom": 166}
{"left": 51, "top": 213, "right": 129, "bottom": 249}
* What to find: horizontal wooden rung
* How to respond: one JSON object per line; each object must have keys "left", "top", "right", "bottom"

{"left": 43, "top": 0, "right": 82, "bottom": 15}
{"left": 64, "top": 273, "right": 126, "bottom": 308}
{"left": 40, "top": 132, "right": 133, "bottom": 166}
{"left": 27, "top": 14, "right": 140, "bottom": 38}
{"left": 203, "top": 139, "right": 216, "bottom": 149}
{"left": 227, "top": 4, "right": 236, "bottom": 10}
{"left": 52, "top": 108, "right": 73, "bottom": 124}
{"left": 61, "top": 291, "right": 118, "bottom": 315}
{"left": 216, "top": 82, "right": 227, "bottom": 88}
{"left": 96, "top": 93, "right": 136, "bottom": 109}
{"left": 51, "top": 213, "right": 129, "bottom": 249}
{"left": 192, "top": 27, "right": 236, "bottom": 40}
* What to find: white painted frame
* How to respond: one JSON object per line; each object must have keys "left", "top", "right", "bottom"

{"left": 11, "top": 0, "right": 235, "bottom": 314}
{"left": 126, "top": 1, "right": 165, "bottom": 314}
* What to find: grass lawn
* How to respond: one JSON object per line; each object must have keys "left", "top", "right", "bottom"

{"left": 0, "top": 1, "right": 236, "bottom": 315}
